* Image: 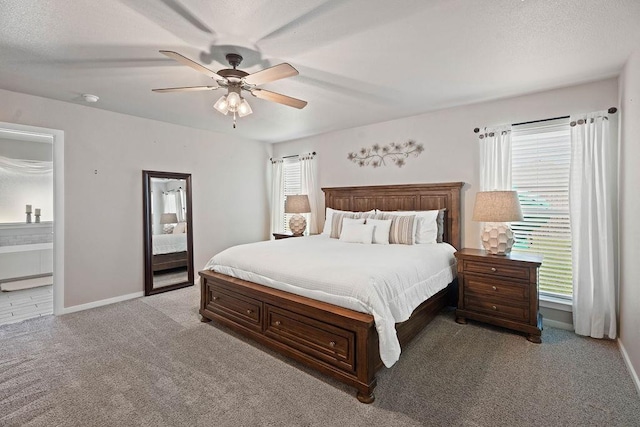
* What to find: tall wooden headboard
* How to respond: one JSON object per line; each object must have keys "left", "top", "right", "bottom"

{"left": 322, "top": 182, "right": 464, "bottom": 249}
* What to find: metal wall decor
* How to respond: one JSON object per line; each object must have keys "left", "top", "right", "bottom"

{"left": 347, "top": 140, "right": 424, "bottom": 168}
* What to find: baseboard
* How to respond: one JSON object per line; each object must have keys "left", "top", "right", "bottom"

{"left": 60, "top": 291, "right": 144, "bottom": 315}
{"left": 619, "top": 339, "right": 640, "bottom": 396}
{"left": 542, "top": 318, "right": 574, "bottom": 331}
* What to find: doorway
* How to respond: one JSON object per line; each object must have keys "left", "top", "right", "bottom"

{"left": 0, "top": 122, "right": 64, "bottom": 323}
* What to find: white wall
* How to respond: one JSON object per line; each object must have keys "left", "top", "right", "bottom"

{"left": 273, "top": 78, "right": 619, "bottom": 250}
{"left": 619, "top": 48, "right": 640, "bottom": 388}
{"left": 0, "top": 88, "right": 271, "bottom": 308}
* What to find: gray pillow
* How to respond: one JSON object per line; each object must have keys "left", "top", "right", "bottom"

{"left": 436, "top": 208, "right": 446, "bottom": 243}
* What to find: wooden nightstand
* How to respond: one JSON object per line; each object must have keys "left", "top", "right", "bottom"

{"left": 454, "top": 248, "right": 543, "bottom": 343}
{"left": 272, "top": 233, "right": 302, "bottom": 240}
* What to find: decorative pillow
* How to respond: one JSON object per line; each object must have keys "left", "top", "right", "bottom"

{"left": 339, "top": 223, "right": 374, "bottom": 244}
{"left": 330, "top": 212, "right": 357, "bottom": 239}
{"left": 162, "top": 225, "right": 174, "bottom": 234}
{"left": 357, "top": 211, "right": 377, "bottom": 221}
{"left": 378, "top": 210, "right": 440, "bottom": 244}
{"left": 366, "top": 219, "right": 392, "bottom": 245}
{"left": 436, "top": 209, "right": 446, "bottom": 243}
{"left": 173, "top": 222, "right": 186, "bottom": 234}
{"left": 322, "top": 208, "right": 375, "bottom": 235}
{"left": 384, "top": 214, "right": 416, "bottom": 245}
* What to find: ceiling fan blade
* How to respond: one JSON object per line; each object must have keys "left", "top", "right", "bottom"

{"left": 159, "top": 50, "right": 224, "bottom": 81}
{"left": 244, "top": 63, "right": 299, "bottom": 86}
{"left": 252, "top": 89, "right": 307, "bottom": 109}
{"left": 152, "top": 86, "right": 218, "bottom": 93}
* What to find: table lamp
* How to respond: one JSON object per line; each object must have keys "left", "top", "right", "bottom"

{"left": 472, "top": 191, "right": 523, "bottom": 255}
{"left": 285, "top": 195, "right": 311, "bottom": 236}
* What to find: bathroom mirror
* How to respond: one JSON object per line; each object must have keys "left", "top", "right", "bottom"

{"left": 143, "top": 170, "right": 193, "bottom": 296}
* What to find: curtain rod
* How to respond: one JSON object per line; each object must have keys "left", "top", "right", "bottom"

{"left": 270, "top": 151, "right": 317, "bottom": 161}
{"left": 473, "top": 107, "right": 617, "bottom": 133}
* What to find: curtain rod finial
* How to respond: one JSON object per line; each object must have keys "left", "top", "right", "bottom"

{"left": 608, "top": 107, "right": 617, "bottom": 114}
{"left": 473, "top": 128, "right": 480, "bottom": 134}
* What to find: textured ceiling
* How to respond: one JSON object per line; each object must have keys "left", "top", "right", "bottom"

{"left": 1, "top": 0, "right": 639, "bottom": 143}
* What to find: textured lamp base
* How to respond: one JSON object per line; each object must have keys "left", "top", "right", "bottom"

{"left": 289, "top": 214, "right": 307, "bottom": 236}
{"left": 480, "top": 222, "right": 515, "bottom": 255}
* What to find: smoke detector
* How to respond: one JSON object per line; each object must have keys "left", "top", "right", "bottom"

{"left": 82, "top": 94, "right": 99, "bottom": 103}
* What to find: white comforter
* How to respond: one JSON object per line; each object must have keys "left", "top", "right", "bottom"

{"left": 152, "top": 233, "right": 187, "bottom": 255}
{"left": 204, "top": 235, "right": 456, "bottom": 367}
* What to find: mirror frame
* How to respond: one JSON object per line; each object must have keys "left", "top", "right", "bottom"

{"left": 143, "top": 170, "right": 194, "bottom": 296}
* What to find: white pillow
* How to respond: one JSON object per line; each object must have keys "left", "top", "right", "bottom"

{"left": 366, "top": 219, "right": 392, "bottom": 245}
{"left": 339, "top": 223, "right": 374, "bottom": 244}
{"left": 415, "top": 211, "right": 439, "bottom": 244}
{"left": 173, "top": 222, "right": 186, "bottom": 234}
{"left": 322, "top": 208, "right": 375, "bottom": 235}
{"left": 377, "top": 210, "right": 439, "bottom": 244}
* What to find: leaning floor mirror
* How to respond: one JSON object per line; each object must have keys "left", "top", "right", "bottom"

{"left": 143, "top": 170, "right": 194, "bottom": 296}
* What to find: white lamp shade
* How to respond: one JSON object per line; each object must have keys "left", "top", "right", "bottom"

{"left": 227, "top": 91, "right": 241, "bottom": 109}
{"left": 213, "top": 95, "right": 229, "bottom": 115}
{"left": 472, "top": 191, "right": 523, "bottom": 222}
{"left": 237, "top": 98, "right": 252, "bottom": 117}
{"left": 285, "top": 195, "right": 311, "bottom": 214}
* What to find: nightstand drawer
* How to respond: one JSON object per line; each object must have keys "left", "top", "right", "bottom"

{"left": 464, "top": 275, "right": 529, "bottom": 301}
{"left": 463, "top": 260, "right": 529, "bottom": 281}
{"left": 465, "top": 296, "right": 530, "bottom": 322}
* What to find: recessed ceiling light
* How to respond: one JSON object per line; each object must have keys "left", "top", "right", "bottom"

{"left": 82, "top": 94, "right": 99, "bottom": 103}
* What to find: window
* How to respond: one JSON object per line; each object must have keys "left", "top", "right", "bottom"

{"left": 282, "top": 157, "right": 301, "bottom": 233}
{"left": 511, "top": 119, "right": 573, "bottom": 298}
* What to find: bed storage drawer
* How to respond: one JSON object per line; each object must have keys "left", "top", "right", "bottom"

{"left": 264, "top": 305, "right": 356, "bottom": 373}
{"left": 206, "top": 283, "right": 262, "bottom": 332}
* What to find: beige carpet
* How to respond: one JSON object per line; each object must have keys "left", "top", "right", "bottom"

{"left": 0, "top": 275, "right": 52, "bottom": 292}
{"left": 1, "top": 285, "right": 638, "bottom": 426}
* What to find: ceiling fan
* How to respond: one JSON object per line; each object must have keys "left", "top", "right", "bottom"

{"left": 153, "top": 50, "right": 307, "bottom": 128}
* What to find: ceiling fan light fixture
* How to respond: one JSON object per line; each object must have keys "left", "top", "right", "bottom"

{"left": 213, "top": 95, "right": 229, "bottom": 115}
{"left": 227, "top": 91, "right": 241, "bottom": 109}
{"left": 237, "top": 98, "right": 253, "bottom": 117}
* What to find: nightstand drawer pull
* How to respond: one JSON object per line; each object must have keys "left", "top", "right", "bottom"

{"left": 492, "top": 305, "right": 497, "bottom": 310}
{"left": 491, "top": 267, "right": 497, "bottom": 272}
{"left": 212, "top": 296, "right": 219, "bottom": 300}
{"left": 246, "top": 309, "right": 253, "bottom": 314}
{"left": 275, "top": 320, "right": 281, "bottom": 326}
{"left": 492, "top": 286, "right": 497, "bottom": 291}
{"left": 329, "top": 341, "right": 336, "bottom": 347}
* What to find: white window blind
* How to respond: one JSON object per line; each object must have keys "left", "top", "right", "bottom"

{"left": 283, "top": 157, "right": 301, "bottom": 233}
{"left": 511, "top": 118, "right": 573, "bottom": 298}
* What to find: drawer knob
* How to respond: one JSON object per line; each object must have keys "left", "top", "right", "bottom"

{"left": 246, "top": 309, "right": 253, "bottom": 315}
{"left": 492, "top": 286, "right": 497, "bottom": 291}
{"left": 329, "top": 341, "right": 336, "bottom": 347}
{"left": 212, "top": 296, "right": 219, "bottom": 301}
{"left": 491, "top": 267, "right": 497, "bottom": 272}
{"left": 492, "top": 305, "right": 497, "bottom": 310}
{"left": 275, "top": 320, "right": 281, "bottom": 326}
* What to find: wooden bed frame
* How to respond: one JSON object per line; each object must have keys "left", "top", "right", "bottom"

{"left": 152, "top": 251, "right": 188, "bottom": 272}
{"left": 199, "top": 182, "right": 463, "bottom": 403}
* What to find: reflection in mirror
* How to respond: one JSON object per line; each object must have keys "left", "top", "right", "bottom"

{"left": 143, "top": 171, "right": 193, "bottom": 296}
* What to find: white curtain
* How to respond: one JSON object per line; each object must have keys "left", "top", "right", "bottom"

{"left": 300, "top": 154, "right": 321, "bottom": 234}
{"left": 175, "top": 189, "right": 185, "bottom": 222}
{"left": 570, "top": 111, "right": 617, "bottom": 339}
{"left": 0, "top": 155, "right": 52, "bottom": 174}
{"left": 270, "top": 159, "right": 285, "bottom": 236}
{"left": 479, "top": 125, "right": 512, "bottom": 191}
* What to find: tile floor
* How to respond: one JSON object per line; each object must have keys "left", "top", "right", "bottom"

{"left": 0, "top": 285, "right": 53, "bottom": 326}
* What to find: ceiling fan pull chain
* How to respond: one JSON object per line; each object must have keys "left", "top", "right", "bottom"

{"left": 233, "top": 111, "right": 237, "bottom": 129}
